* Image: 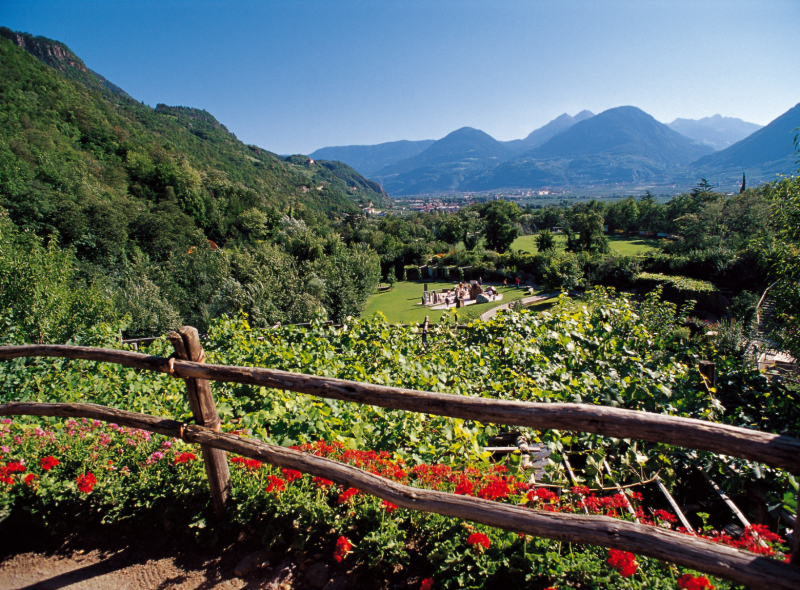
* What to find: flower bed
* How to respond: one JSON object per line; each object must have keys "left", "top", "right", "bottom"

{"left": 0, "top": 418, "right": 790, "bottom": 589}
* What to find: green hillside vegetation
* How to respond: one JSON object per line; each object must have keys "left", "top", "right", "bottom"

{"left": 0, "top": 34, "right": 388, "bottom": 336}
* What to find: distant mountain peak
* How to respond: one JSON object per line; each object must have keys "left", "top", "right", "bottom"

{"left": 689, "top": 102, "right": 800, "bottom": 177}
{"left": 0, "top": 27, "right": 86, "bottom": 73}
{"left": 0, "top": 26, "right": 132, "bottom": 99}
{"left": 573, "top": 110, "right": 595, "bottom": 121}
{"left": 667, "top": 114, "right": 763, "bottom": 151}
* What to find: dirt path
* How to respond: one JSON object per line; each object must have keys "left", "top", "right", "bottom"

{"left": 0, "top": 516, "right": 421, "bottom": 590}
{"left": 478, "top": 291, "right": 555, "bottom": 322}
{"left": 0, "top": 518, "right": 257, "bottom": 590}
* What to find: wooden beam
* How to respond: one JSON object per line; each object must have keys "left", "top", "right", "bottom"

{"left": 603, "top": 459, "right": 639, "bottom": 522}
{"left": 0, "top": 401, "right": 798, "bottom": 590}
{"left": 656, "top": 476, "right": 694, "bottom": 534}
{"left": 700, "top": 470, "right": 767, "bottom": 548}
{"left": 563, "top": 455, "right": 589, "bottom": 514}
{"left": 1, "top": 344, "right": 799, "bottom": 473}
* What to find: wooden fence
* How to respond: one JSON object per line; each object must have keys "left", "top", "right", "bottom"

{"left": 1, "top": 328, "right": 799, "bottom": 589}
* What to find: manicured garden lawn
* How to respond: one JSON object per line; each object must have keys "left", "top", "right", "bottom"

{"left": 510, "top": 234, "right": 660, "bottom": 255}
{"left": 362, "top": 281, "right": 534, "bottom": 324}
{"left": 606, "top": 236, "right": 661, "bottom": 254}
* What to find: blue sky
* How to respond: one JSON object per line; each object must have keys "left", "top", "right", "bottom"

{"left": 3, "top": 0, "right": 798, "bottom": 154}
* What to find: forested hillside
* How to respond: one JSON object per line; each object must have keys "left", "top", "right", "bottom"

{"left": 0, "top": 33, "right": 384, "bottom": 337}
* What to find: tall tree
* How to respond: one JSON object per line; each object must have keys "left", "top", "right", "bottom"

{"left": 481, "top": 201, "right": 520, "bottom": 253}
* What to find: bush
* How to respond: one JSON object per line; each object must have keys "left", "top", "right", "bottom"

{"left": 635, "top": 272, "right": 726, "bottom": 316}
{"left": 541, "top": 252, "right": 584, "bottom": 291}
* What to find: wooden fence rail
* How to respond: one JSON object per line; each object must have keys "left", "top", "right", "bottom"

{"left": 0, "top": 401, "right": 798, "bottom": 590}
{"left": 1, "top": 340, "right": 799, "bottom": 587}
{"left": 1, "top": 344, "right": 798, "bottom": 473}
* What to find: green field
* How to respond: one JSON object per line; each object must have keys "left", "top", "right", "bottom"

{"left": 510, "top": 234, "right": 660, "bottom": 255}
{"left": 362, "top": 281, "right": 535, "bottom": 324}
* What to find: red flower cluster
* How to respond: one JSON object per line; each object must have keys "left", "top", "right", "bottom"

{"left": 653, "top": 509, "right": 677, "bottom": 524}
{"left": 701, "top": 524, "right": 785, "bottom": 556}
{"left": 580, "top": 493, "right": 629, "bottom": 515}
{"left": 24, "top": 473, "right": 37, "bottom": 486}
{"left": 76, "top": 472, "right": 97, "bottom": 494}
{"left": 338, "top": 487, "right": 360, "bottom": 504}
{"left": 174, "top": 452, "right": 197, "bottom": 464}
{"left": 420, "top": 578, "right": 434, "bottom": 590}
{"left": 528, "top": 487, "right": 558, "bottom": 503}
{"left": 381, "top": 499, "right": 398, "bottom": 513}
{"left": 476, "top": 477, "right": 511, "bottom": 501}
{"left": 453, "top": 477, "right": 474, "bottom": 496}
{"left": 266, "top": 475, "right": 286, "bottom": 494}
{"left": 292, "top": 441, "right": 407, "bottom": 481}
{"left": 281, "top": 468, "right": 303, "bottom": 482}
{"left": 333, "top": 536, "right": 352, "bottom": 562}
{"left": 607, "top": 549, "right": 637, "bottom": 577}
{"left": 467, "top": 532, "right": 491, "bottom": 550}
{"left": 677, "top": 573, "right": 715, "bottom": 589}
{"left": 312, "top": 476, "right": 333, "bottom": 487}
{"left": 40, "top": 456, "right": 59, "bottom": 471}
{"left": 0, "top": 461, "right": 25, "bottom": 484}
{"left": 230, "top": 456, "right": 262, "bottom": 470}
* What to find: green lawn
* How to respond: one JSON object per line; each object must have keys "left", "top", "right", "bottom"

{"left": 510, "top": 234, "right": 659, "bottom": 255}
{"left": 362, "top": 281, "right": 534, "bottom": 324}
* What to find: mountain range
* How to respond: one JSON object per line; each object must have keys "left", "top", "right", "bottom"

{"left": 313, "top": 105, "right": 797, "bottom": 196}
{"left": 667, "top": 115, "right": 762, "bottom": 151}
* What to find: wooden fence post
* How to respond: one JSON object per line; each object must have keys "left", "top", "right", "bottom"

{"left": 699, "top": 361, "right": 716, "bottom": 388}
{"left": 170, "top": 326, "right": 231, "bottom": 519}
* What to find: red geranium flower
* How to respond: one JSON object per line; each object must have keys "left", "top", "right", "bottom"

{"left": 420, "top": 578, "right": 434, "bottom": 590}
{"left": 281, "top": 468, "right": 303, "bottom": 482}
{"left": 477, "top": 478, "right": 511, "bottom": 501}
{"left": 174, "top": 452, "right": 197, "bottom": 464}
{"left": 338, "top": 487, "right": 360, "bottom": 504}
{"left": 266, "top": 475, "right": 286, "bottom": 494}
{"left": 382, "top": 499, "right": 398, "bottom": 513}
{"left": 24, "top": 473, "right": 37, "bottom": 486}
{"left": 333, "top": 536, "right": 352, "bottom": 562}
{"left": 76, "top": 473, "right": 97, "bottom": 494}
{"left": 677, "top": 573, "right": 715, "bottom": 590}
{"left": 608, "top": 549, "right": 637, "bottom": 577}
{"left": 40, "top": 456, "right": 59, "bottom": 471}
{"left": 454, "top": 478, "right": 474, "bottom": 496}
{"left": 313, "top": 476, "right": 334, "bottom": 487}
{"left": 467, "top": 532, "right": 491, "bottom": 550}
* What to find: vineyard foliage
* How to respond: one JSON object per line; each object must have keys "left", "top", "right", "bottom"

{"left": 2, "top": 288, "right": 795, "bottom": 495}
